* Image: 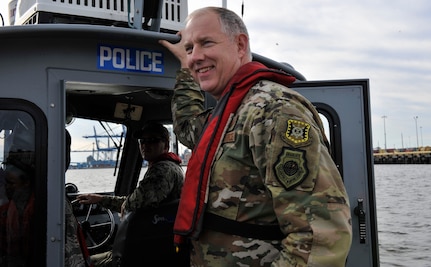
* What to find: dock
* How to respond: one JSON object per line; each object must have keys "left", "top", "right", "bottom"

{"left": 374, "top": 148, "right": 431, "bottom": 164}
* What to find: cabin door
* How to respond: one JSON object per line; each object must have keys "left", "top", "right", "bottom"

{"left": 291, "top": 79, "right": 379, "bottom": 267}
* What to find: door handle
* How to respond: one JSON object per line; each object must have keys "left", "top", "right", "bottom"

{"left": 354, "top": 198, "right": 366, "bottom": 243}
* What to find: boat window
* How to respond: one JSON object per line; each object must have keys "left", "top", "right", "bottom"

{"left": 320, "top": 113, "right": 331, "bottom": 144}
{"left": 316, "top": 104, "right": 343, "bottom": 176}
{"left": 0, "top": 109, "right": 39, "bottom": 266}
{"left": 65, "top": 118, "right": 124, "bottom": 193}
{"left": 166, "top": 125, "right": 190, "bottom": 166}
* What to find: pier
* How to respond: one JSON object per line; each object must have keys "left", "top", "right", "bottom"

{"left": 374, "top": 148, "right": 431, "bottom": 164}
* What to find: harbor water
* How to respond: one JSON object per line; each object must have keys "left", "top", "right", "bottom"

{"left": 66, "top": 164, "right": 431, "bottom": 267}
{"left": 374, "top": 164, "right": 431, "bottom": 267}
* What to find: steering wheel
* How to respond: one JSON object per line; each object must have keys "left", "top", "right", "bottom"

{"left": 68, "top": 187, "right": 116, "bottom": 251}
{"left": 77, "top": 203, "right": 116, "bottom": 250}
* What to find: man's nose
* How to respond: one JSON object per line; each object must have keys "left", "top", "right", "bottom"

{"left": 190, "top": 45, "right": 204, "bottom": 64}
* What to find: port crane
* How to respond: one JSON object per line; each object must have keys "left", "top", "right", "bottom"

{"left": 70, "top": 123, "right": 125, "bottom": 168}
{"left": 83, "top": 125, "right": 124, "bottom": 160}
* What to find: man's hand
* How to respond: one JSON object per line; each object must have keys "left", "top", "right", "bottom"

{"left": 76, "top": 193, "right": 103, "bottom": 204}
{"left": 159, "top": 31, "right": 188, "bottom": 68}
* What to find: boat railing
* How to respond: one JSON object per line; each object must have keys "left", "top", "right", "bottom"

{"left": 9, "top": 0, "right": 187, "bottom": 32}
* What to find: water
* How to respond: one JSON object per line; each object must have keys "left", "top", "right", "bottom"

{"left": 66, "top": 165, "right": 431, "bottom": 266}
{"left": 374, "top": 164, "right": 431, "bottom": 267}
{"left": 66, "top": 168, "right": 120, "bottom": 193}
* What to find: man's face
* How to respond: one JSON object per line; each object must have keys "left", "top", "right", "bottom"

{"left": 137, "top": 135, "right": 167, "bottom": 162}
{"left": 182, "top": 11, "right": 247, "bottom": 99}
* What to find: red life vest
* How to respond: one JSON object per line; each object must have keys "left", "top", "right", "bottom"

{"left": 173, "top": 62, "right": 296, "bottom": 245}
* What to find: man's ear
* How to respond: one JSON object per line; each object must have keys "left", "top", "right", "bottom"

{"left": 236, "top": 33, "right": 249, "bottom": 58}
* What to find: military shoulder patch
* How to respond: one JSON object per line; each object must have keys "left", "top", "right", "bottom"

{"left": 283, "top": 119, "right": 311, "bottom": 147}
{"left": 273, "top": 148, "right": 309, "bottom": 190}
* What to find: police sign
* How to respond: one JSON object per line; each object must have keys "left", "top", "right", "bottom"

{"left": 98, "top": 44, "right": 164, "bottom": 74}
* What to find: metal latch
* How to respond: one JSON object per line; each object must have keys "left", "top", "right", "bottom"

{"left": 354, "top": 198, "right": 366, "bottom": 243}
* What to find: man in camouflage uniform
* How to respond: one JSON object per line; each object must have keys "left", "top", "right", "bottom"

{"left": 160, "top": 7, "right": 352, "bottom": 267}
{"left": 65, "top": 130, "right": 93, "bottom": 267}
{"left": 77, "top": 122, "right": 184, "bottom": 267}
{"left": 65, "top": 199, "right": 92, "bottom": 267}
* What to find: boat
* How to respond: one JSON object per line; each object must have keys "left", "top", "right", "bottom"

{"left": 0, "top": 0, "right": 379, "bottom": 266}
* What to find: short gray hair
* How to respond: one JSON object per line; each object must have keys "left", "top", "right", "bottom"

{"left": 187, "top": 7, "right": 252, "bottom": 60}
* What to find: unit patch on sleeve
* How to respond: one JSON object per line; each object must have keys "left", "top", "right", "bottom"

{"left": 283, "top": 119, "right": 311, "bottom": 147}
{"left": 274, "top": 148, "right": 309, "bottom": 190}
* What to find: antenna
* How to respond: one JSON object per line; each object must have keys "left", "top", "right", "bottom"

{"left": 242, "top": 0, "right": 244, "bottom": 18}
{"left": 222, "top": 0, "right": 244, "bottom": 18}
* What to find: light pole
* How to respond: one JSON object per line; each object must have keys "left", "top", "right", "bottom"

{"left": 414, "top": 116, "right": 419, "bottom": 149}
{"left": 382, "top": 115, "right": 387, "bottom": 150}
{"left": 420, "top": 126, "right": 423, "bottom": 147}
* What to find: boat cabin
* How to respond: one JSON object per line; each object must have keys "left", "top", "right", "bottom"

{"left": 0, "top": 0, "right": 379, "bottom": 266}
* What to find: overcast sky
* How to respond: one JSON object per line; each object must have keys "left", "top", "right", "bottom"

{"left": 1, "top": 0, "right": 430, "bottom": 152}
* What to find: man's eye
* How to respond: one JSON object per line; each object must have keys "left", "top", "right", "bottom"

{"left": 185, "top": 47, "right": 193, "bottom": 54}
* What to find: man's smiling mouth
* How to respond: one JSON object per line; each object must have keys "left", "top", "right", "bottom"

{"left": 197, "top": 66, "right": 213, "bottom": 73}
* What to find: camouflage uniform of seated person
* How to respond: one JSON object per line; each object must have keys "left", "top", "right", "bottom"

{"left": 76, "top": 122, "right": 184, "bottom": 267}
{"left": 64, "top": 129, "right": 93, "bottom": 267}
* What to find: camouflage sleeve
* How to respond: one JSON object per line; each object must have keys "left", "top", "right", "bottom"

{"left": 171, "top": 68, "right": 212, "bottom": 149}
{"left": 99, "top": 195, "right": 126, "bottom": 212}
{"left": 123, "top": 161, "right": 181, "bottom": 211}
{"left": 252, "top": 88, "right": 352, "bottom": 266}
{"left": 64, "top": 198, "right": 86, "bottom": 267}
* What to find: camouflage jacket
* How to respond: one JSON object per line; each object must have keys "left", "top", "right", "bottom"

{"left": 172, "top": 68, "right": 352, "bottom": 267}
{"left": 64, "top": 197, "right": 87, "bottom": 267}
{"left": 99, "top": 160, "right": 184, "bottom": 212}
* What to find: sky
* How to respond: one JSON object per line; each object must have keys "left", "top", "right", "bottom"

{"left": 1, "top": 0, "right": 431, "bottom": 152}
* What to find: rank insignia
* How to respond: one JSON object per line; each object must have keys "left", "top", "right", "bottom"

{"left": 274, "top": 148, "right": 308, "bottom": 190}
{"left": 223, "top": 131, "right": 235, "bottom": 143}
{"left": 284, "top": 119, "right": 311, "bottom": 147}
